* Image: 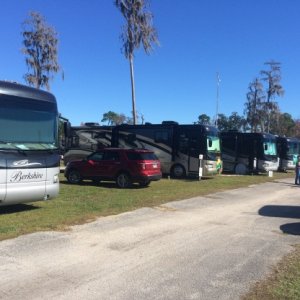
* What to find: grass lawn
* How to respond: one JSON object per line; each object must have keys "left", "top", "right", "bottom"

{"left": 0, "top": 171, "right": 293, "bottom": 240}
{"left": 243, "top": 245, "right": 300, "bottom": 300}
{"left": 0, "top": 171, "right": 298, "bottom": 299}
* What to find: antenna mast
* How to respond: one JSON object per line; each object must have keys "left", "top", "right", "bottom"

{"left": 215, "top": 72, "right": 221, "bottom": 127}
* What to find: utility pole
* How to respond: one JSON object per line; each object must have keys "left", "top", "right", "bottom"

{"left": 215, "top": 72, "right": 221, "bottom": 128}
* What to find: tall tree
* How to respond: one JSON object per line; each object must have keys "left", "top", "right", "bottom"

{"left": 244, "top": 78, "right": 265, "bottom": 132}
{"left": 270, "top": 112, "right": 295, "bottom": 136}
{"left": 260, "top": 60, "right": 284, "bottom": 132}
{"left": 101, "top": 111, "right": 126, "bottom": 125}
{"left": 21, "top": 11, "right": 62, "bottom": 90}
{"left": 228, "top": 112, "right": 245, "bottom": 131}
{"left": 197, "top": 114, "right": 211, "bottom": 125}
{"left": 216, "top": 113, "right": 229, "bottom": 132}
{"left": 115, "top": 0, "right": 159, "bottom": 124}
{"left": 293, "top": 119, "right": 300, "bottom": 139}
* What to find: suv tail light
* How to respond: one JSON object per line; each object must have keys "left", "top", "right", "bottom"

{"left": 137, "top": 162, "right": 159, "bottom": 170}
{"left": 138, "top": 163, "right": 146, "bottom": 170}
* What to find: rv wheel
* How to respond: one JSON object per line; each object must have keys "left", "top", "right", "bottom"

{"left": 235, "top": 163, "right": 248, "bottom": 175}
{"left": 171, "top": 164, "right": 186, "bottom": 179}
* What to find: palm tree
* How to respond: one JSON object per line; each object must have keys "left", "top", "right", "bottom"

{"left": 115, "top": 0, "right": 159, "bottom": 124}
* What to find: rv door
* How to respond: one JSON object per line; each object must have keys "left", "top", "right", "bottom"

{"left": 0, "top": 158, "right": 7, "bottom": 201}
{"left": 187, "top": 130, "right": 201, "bottom": 174}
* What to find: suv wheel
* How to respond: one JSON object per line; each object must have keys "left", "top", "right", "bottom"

{"left": 116, "top": 173, "right": 131, "bottom": 188}
{"left": 67, "top": 169, "right": 82, "bottom": 184}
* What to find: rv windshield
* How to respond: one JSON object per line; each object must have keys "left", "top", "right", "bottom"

{"left": 287, "top": 141, "right": 300, "bottom": 155}
{"left": 263, "top": 139, "right": 277, "bottom": 156}
{"left": 207, "top": 136, "right": 221, "bottom": 153}
{"left": 0, "top": 96, "right": 58, "bottom": 150}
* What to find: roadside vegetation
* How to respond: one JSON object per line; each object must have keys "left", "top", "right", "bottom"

{"left": 243, "top": 245, "right": 300, "bottom": 300}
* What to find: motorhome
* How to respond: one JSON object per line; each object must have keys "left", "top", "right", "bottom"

{"left": 276, "top": 136, "right": 300, "bottom": 172}
{"left": 221, "top": 131, "right": 279, "bottom": 174}
{"left": 0, "top": 81, "right": 60, "bottom": 205}
{"left": 63, "top": 124, "right": 113, "bottom": 165}
{"left": 111, "top": 122, "right": 221, "bottom": 178}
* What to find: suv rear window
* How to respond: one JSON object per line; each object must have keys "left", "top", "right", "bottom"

{"left": 126, "top": 152, "right": 158, "bottom": 161}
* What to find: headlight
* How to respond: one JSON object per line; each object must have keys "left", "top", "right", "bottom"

{"left": 53, "top": 174, "right": 59, "bottom": 183}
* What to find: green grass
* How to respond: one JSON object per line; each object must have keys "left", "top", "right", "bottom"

{"left": 243, "top": 245, "right": 300, "bottom": 300}
{"left": 0, "top": 171, "right": 292, "bottom": 241}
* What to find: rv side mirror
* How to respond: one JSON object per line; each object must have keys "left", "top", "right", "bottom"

{"left": 64, "top": 121, "right": 71, "bottom": 137}
{"left": 208, "top": 138, "right": 212, "bottom": 147}
{"left": 264, "top": 144, "right": 268, "bottom": 151}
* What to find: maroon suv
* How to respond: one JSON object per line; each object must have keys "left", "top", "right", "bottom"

{"left": 64, "top": 148, "right": 162, "bottom": 188}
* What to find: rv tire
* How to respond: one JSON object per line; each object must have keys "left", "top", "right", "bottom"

{"left": 171, "top": 164, "right": 186, "bottom": 179}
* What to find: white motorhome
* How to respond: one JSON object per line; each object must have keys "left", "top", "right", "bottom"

{"left": 0, "top": 81, "right": 60, "bottom": 206}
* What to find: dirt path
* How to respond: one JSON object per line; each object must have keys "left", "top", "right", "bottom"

{"left": 0, "top": 178, "right": 299, "bottom": 300}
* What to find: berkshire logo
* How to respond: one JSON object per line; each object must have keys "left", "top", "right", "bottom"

{"left": 10, "top": 171, "right": 44, "bottom": 182}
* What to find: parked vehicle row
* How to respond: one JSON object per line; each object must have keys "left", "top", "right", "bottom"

{"left": 63, "top": 121, "right": 221, "bottom": 179}
{"left": 62, "top": 122, "right": 300, "bottom": 177}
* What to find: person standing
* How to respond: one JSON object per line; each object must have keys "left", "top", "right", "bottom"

{"left": 216, "top": 156, "right": 223, "bottom": 174}
{"left": 295, "top": 156, "right": 300, "bottom": 185}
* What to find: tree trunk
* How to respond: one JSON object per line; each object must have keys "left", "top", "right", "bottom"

{"left": 129, "top": 55, "right": 137, "bottom": 125}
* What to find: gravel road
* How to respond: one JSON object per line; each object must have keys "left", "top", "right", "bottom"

{"left": 0, "top": 178, "right": 299, "bottom": 300}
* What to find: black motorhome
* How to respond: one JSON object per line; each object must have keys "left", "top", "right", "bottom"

{"left": 63, "top": 124, "right": 113, "bottom": 165}
{"left": 276, "top": 136, "right": 300, "bottom": 172}
{"left": 221, "top": 131, "right": 279, "bottom": 174}
{"left": 111, "top": 122, "right": 221, "bottom": 178}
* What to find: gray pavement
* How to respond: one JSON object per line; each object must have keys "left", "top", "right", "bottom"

{"left": 0, "top": 178, "right": 300, "bottom": 300}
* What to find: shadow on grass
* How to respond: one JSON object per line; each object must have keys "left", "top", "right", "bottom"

{"left": 0, "top": 204, "right": 39, "bottom": 215}
{"left": 60, "top": 179, "right": 151, "bottom": 189}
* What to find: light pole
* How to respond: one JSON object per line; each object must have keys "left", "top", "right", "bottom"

{"left": 215, "top": 72, "right": 221, "bottom": 128}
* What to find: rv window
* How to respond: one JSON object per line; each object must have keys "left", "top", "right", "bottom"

{"left": 94, "top": 132, "right": 106, "bottom": 138}
{"left": 155, "top": 131, "right": 169, "bottom": 143}
{"left": 125, "top": 134, "right": 137, "bottom": 143}
{"left": 263, "top": 141, "right": 277, "bottom": 155}
{"left": 72, "top": 136, "right": 79, "bottom": 147}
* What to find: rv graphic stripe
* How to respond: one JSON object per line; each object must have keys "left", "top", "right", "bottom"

{"left": 0, "top": 151, "right": 60, "bottom": 169}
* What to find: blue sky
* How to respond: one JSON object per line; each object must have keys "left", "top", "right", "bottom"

{"left": 1, "top": 0, "right": 299, "bottom": 126}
